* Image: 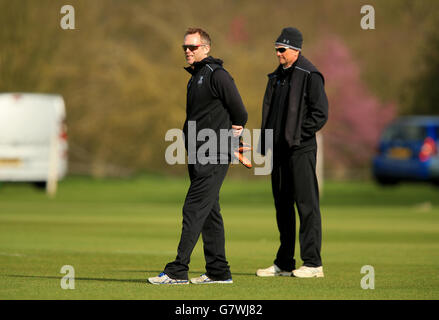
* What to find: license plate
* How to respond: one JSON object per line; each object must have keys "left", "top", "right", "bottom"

{"left": 387, "top": 147, "right": 412, "bottom": 159}
{"left": 0, "top": 158, "right": 22, "bottom": 167}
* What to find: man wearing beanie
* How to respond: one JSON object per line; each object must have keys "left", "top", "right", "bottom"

{"left": 256, "top": 27, "right": 328, "bottom": 278}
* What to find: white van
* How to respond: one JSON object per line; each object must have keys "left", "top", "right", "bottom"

{"left": 0, "top": 93, "right": 68, "bottom": 190}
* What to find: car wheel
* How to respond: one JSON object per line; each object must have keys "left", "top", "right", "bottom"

{"left": 33, "top": 182, "right": 47, "bottom": 190}
{"left": 432, "top": 180, "right": 439, "bottom": 188}
{"left": 375, "top": 176, "right": 399, "bottom": 186}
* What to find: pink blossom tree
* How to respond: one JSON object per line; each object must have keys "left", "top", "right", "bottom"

{"left": 311, "top": 35, "right": 397, "bottom": 178}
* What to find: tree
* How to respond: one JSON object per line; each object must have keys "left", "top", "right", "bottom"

{"left": 402, "top": 18, "right": 439, "bottom": 115}
{"left": 311, "top": 35, "right": 396, "bottom": 179}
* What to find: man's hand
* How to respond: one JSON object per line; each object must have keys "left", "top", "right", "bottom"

{"left": 232, "top": 125, "right": 243, "bottom": 137}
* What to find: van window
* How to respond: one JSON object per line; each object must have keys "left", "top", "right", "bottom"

{"left": 0, "top": 103, "right": 56, "bottom": 145}
{"left": 381, "top": 124, "right": 427, "bottom": 142}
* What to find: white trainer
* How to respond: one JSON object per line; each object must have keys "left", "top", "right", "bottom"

{"left": 256, "top": 264, "right": 291, "bottom": 277}
{"left": 190, "top": 274, "right": 233, "bottom": 284}
{"left": 148, "top": 272, "right": 189, "bottom": 285}
{"left": 292, "top": 266, "right": 324, "bottom": 278}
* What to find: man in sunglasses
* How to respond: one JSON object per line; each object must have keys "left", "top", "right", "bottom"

{"left": 256, "top": 27, "right": 328, "bottom": 278}
{"left": 148, "top": 28, "right": 247, "bottom": 285}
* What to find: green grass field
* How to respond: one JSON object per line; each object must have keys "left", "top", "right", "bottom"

{"left": 0, "top": 174, "right": 438, "bottom": 300}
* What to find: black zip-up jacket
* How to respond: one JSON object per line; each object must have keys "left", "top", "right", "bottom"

{"left": 183, "top": 56, "right": 248, "bottom": 157}
{"left": 259, "top": 54, "right": 328, "bottom": 155}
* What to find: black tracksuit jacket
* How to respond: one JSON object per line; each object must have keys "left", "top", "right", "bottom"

{"left": 259, "top": 54, "right": 328, "bottom": 155}
{"left": 183, "top": 56, "right": 248, "bottom": 159}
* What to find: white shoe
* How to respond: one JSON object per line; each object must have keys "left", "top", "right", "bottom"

{"left": 256, "top": 264, "right": 291, "bottom": 277}
{"left": 148, "top": 272, "right": 189, "bottom": 285}
{"left": 292, "top": 266, "right": 324, "bottom": 278}
{"left": 190, "top": 274, "right": 233, "bottom": 284}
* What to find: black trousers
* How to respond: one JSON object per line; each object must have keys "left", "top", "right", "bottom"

{"left": 164, "top": 162, "right": 231, "bottom": 281}
{"left": 271, "top": 145, "right": 322, "bottom": 271}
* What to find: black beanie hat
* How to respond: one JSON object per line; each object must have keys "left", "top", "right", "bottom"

{"left": 275, "top": 27, "right": 303, "bottom": 51}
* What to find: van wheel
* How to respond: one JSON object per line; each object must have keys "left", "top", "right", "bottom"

{"left": 33, "top": 182, "right": 47, "bottom": 190}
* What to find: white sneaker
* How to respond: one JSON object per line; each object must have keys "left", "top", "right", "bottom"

{"left": 292, "top": 266, "right": 324, "bottom": 278}
{"left": 148, "top": 272, "right": 189, "bottom": 285}
{"left": 190, "top": 274, "right": 233, "bottom": 284}
{"left": 256, "top": 264, "right": 291, "bottom": 277}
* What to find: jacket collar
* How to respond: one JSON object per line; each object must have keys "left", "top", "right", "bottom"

{"left": 268, "top": 54, "right": 302, "bottom": 79}
{"left": 184, "top": 56, "right": 224, "bottom": 75}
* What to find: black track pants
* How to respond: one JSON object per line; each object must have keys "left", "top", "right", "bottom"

{"left": 271, "top": 147, "right": 322, "bottom": 271}
{"left": 164, "top": 162, "right": 231, "bottom": 281}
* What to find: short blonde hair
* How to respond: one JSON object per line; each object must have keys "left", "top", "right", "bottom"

{"left": 184, "top": 28, "right": 211, "bottom": 46}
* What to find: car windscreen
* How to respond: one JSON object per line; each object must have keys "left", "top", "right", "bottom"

{"left": 381, "top": 124, "right": 427, "bottom": 142}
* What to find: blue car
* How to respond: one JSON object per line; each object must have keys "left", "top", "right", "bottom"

{"left": 372, "top": 116, "right": 439, "bottom": 186}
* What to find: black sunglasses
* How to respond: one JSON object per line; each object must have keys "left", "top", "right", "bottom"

{"left": 182, "top": 44, "right": 204, "bottom": 52}
{"left": 275, "top": 47, "right": 288, "bottom": 53}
